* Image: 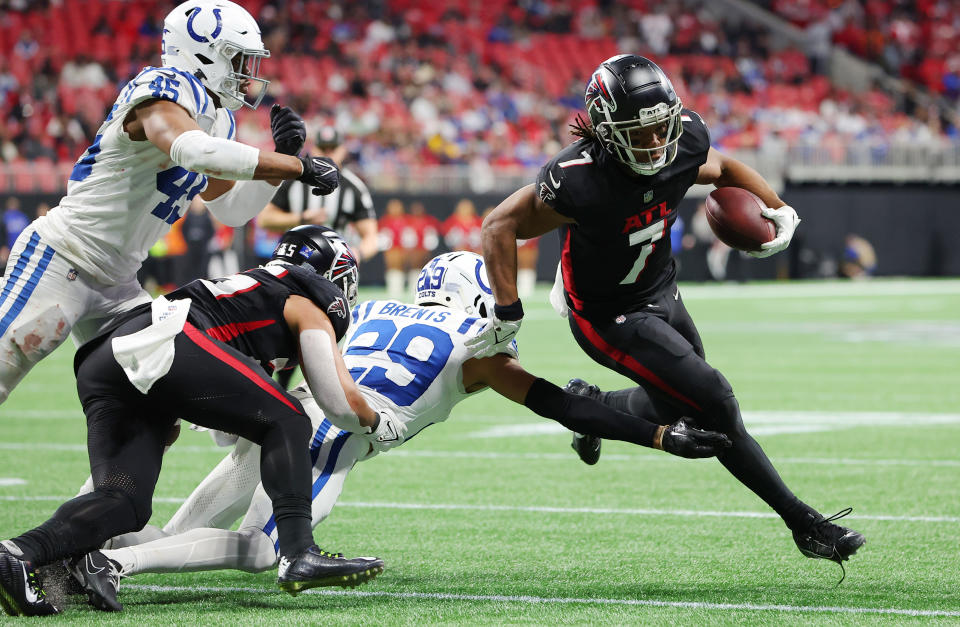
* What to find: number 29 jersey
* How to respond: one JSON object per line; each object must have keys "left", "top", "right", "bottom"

{"left": 342, "top": 300, "right": 518, "bottom": 443}
{"left": 536, "top": 110, "right": 710, "bottom": 318}
{"left": 35, "top": 66, "right": 237, "bottom": 286}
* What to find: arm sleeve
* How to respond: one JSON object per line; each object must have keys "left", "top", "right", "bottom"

{"left": 202, "top": 178, "right": 280, "bottom": 227}
{"left": 523, "top": 378, "right": 658, "bottom": 448}
{"left": 298, "top": 328, "right": 365, "bottom": 433}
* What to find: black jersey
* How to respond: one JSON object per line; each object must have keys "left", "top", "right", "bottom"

{"left": 168, "top": 263, "right": 350, "bottom": 373}
{"left": 536, "top": 109, "right": 710, "bottom": 317}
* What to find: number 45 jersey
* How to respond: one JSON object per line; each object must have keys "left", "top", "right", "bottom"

{"left": 537, "top": 110, "right": 710, "bottom": 318}
{"left": 35, "top": 66, "right": 236, "bottom": 286}
{"left": 342, "top": 300, "right": 519, "bottom": 442}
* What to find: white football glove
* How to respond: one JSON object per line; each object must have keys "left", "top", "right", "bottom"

{"left": 366, "top": 406, "right": 407, "bottom": 452}
{"left": 465, "top": 315, "right": 522, "bottom": 359}
{"left": 749, "top": 204, "right": 800, "bottom": 259}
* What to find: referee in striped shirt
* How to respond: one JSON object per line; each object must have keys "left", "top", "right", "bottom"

{"left": 259, "top": 126, "right": 379, "bottom": 263}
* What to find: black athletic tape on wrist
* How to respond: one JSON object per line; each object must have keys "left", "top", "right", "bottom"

{"left": 494, "top": 299, "right": 524, "bottom": 321}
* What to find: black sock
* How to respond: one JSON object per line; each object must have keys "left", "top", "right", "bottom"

{"left": 599, "top": 386, "right": 683, "bottom": 425}
{"left": 707, "top": 397, "right": 817, "bottom": 529}
{"left": 9, "top": 490, "right": 140, "bottom": 567}
{"left": 272, "top": 496, "right": 313, "bottom": 560}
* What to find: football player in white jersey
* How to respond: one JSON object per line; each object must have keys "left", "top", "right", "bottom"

{"left": 0, "top": 0, "right": 340, "bottom": 405}
{"left": 67, "top": 252, "right": 730, "bottom": 611}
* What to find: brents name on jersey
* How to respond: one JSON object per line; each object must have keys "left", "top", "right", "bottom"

{"left": 375, "top": 302, "right": 451, "bottom": 323}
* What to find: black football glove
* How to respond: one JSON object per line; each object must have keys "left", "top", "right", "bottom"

{"left": 656, "top": 420, "right": 732, "bottom": 459}
{"left": 297, "top": 156, "right": 340, "bottom": 196}
{"left": 270, "top": 103, "right": 306, "bottom": 156}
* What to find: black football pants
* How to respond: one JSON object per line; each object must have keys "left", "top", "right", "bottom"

{"left": 567, "top": 282, "right": 813, "bottom": 529}
{"left": 12, "top": 311, "right": 314, "bottom": 567}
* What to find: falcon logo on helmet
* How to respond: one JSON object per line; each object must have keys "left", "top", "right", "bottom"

{"left": 270, "top": 225, "right": 360, "bottom": 307}
{"left": 161, "top": 0, "right": 270, "bottom": 110}
{"left": 584, "top": 54, "right": 684, "bottom": 176}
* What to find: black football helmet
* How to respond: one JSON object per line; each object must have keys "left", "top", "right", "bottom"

{"left": 585, "top": 54, "right": 683, "bottom": 175}
{"left": 271, "top": 225, "right": 359, "bottom": 306}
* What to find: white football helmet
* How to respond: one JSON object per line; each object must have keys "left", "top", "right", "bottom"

{"left": 161, "top": 0, "right": 270, "bottom": 111}
{"left": 415, "top": 252, "right": 494, "bottom": 317}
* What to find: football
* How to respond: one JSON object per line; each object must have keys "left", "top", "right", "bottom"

{"left": 704, "top": 187, "right": 776, "bottom": 252}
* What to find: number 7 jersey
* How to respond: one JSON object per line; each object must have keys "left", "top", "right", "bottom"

{"left": 536, "top": 110, "right": 710, "bottom": 318}
{"left": 342, "top": 300, "right": 518, "bottom": 442}
{"left": 35, "top": 66, "right": 237, "bottom": 286}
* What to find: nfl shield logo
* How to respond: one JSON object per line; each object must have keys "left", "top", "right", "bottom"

{"left": 66, "top": 269, "right": 79, "bottom": 281}
{"left": 643, "top": 191, "right": 654, "bottom": 203}
{"left": 615, "top": 315, "right": 626, "bottom": 324}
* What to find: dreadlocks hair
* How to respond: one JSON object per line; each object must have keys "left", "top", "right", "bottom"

{"left": 569, "top": 113, "right": 597, "bottom": 140}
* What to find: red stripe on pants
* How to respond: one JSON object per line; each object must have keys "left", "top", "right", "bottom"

{"left": 182, "top": 322, "right": 301, "bottom": 414}
{"left": 569, "top": 309, "right": 702, "bottom": 412}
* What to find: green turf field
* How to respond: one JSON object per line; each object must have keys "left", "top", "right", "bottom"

{"left": 1, "top": 279, "right": 959, "bottom": 624}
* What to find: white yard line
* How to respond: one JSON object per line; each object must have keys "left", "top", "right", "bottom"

{"left": 1, "top": 495, "right": 957, "bottom": 523}
{"left": 0, "top": 440, "right": 959, "bottom": 469}
{"left": 122, "top": 583, "right": 960, "bottom": 618}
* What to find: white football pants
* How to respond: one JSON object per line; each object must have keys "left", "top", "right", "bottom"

{"left": 0, "top": 225, "right": 150, "bottom": 404}
{"left": 103, "top": 401, "right": 371, "bottom": 575}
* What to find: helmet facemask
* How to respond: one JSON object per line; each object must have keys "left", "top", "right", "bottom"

{"left": 210, "top": 40, "right": 270, "bottom": 110}
{"left": 161, "top": 1, "right": 270, "bottom": 111}
{"left": 593, "top": 99, "right": 683, "bottom": 176}
{"left": 325, "top": 247, "right": 359, "bottom": 308}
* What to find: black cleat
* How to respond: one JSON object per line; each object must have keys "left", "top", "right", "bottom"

{"left": 564, "top": 379, "right": 602, "bottom": 465}
{"left": 0, "top": 544, "right": 60, "bottom": 616}
{"left": 793, "top": 508, "right": 866, "bottom": 582}
{"left": 68, "top": 551, "right": 123, "bottom": 611}
{"left": 277, "top": 545, "right": 384, "bottom": 596}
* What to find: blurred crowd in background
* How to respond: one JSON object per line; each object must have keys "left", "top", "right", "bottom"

{"left": 2, "top": 0, "right": 942, "bottom": 286}
{"left": 0, "top": 0, "right": 956, "bottom": 176}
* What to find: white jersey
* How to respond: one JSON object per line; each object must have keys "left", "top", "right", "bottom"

{"left": 341, "top": 300, "right": 519, "bottom": 444}
{"left": 34, "top": 66, "right": 237, "bottom": 285}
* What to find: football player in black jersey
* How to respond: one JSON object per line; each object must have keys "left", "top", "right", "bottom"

{"left": 474, "top": 55, "right": 864, "bottom": 574}
{"left": 0, "top": 226, "right": 403, "bottom": 616}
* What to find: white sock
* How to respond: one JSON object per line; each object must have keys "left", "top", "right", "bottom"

{"left": 103, "top": 527, "right": 276, "bottom": 576}
{"left": 103, "top": 524, "right": 169, "bottom": 550}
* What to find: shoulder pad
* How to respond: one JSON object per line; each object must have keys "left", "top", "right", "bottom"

{"left": 537, "top": 140, "right": 606, "bottom": 216}
{"left": 680, "top": 108, "right": 711, "bottom": 150}
{"left": 117, "top": 66, "right": 212, "bottom": 119}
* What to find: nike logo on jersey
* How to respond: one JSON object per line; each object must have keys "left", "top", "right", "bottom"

{"left": 549, "top": 170, "right": 561, "bottom": 189}
{"left": 673, "top": 287, "right": 680, "bottom": 301}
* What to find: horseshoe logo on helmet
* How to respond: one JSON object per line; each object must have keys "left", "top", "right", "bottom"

{"left": 186, "top": 7, "right": 223, "bottom": 43}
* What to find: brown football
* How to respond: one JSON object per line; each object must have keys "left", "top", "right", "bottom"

{"left": 704, "top": 187, "right": 776, "bottom": 252}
